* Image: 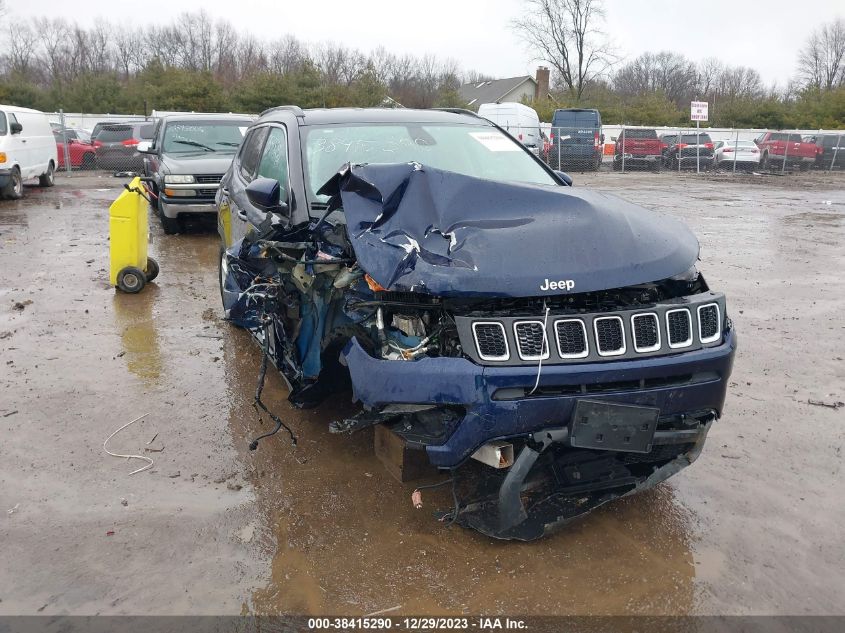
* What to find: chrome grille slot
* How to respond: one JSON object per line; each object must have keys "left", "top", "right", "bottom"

{"left": 472, "top": 322, "right": 509, "bottom": 361}
{"left": 513, "top": 321, "right": 549, "bottom": 360}
{"left": 554, "top": 319, "right": 588, "bottom": 358}
{"left": 594, "top": 316, "right": 625, "bottom": 356}
{"left": 632, "top": 313, "right": 660, "bottom": 352}
{"left": 697, "top": 303, "right": 721, "bottom": 343}
{"left": 666, "top": 309, "right": 693, "bottom": 348}
{"left": 195, "top": 174, "right": 223, "bottom": 184}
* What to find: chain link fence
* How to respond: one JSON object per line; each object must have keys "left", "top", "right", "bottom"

{"left": 47, "top": 112, "right": 845, "bottom": 179}
{"left": 513, "top": 124, "right": 845, "bottom": 175}
{"left": 48, "top": 111, "right": 154, "bottom": 176}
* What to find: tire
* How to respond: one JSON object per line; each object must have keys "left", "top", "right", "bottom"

{"left": 81, "top": 154, "right": 96, "bottom": 170}
{"left": 39, "top": 162, "right": 55, "bottom": 187}
{"left": 613, "top": 159, "right": 621, "bottom": 171}
{"left": 157, "top": 198, "right": 181, "bottom": 234}
{"left": 144, "top": 256, "right": 159, "bottom": 282}
{"left": 117, "top": 267, "right": 146, "bottom": 293}
{"left": 760, "top": 153, "right": 770, "bottom": 171}
{"left": 652, "top": 160, "right": 662, "bottom": 173}
{"left": 1, "top": 167, "right": 23, "bottom": 199}
{"left": 218, "top": 247, "right": 229, "bottom": 315}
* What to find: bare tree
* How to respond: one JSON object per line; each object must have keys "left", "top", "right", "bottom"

{"left": 614, "top": 51, "right": 697, "bottom": 105}
{"left": 798, "top": 18, "right": 845, "bottom": 90}
{"left": 512, "top": 0, "right": 615, "bottom": 101}
{"left": 7, "top": 22, "right": 39, "bottom": 75}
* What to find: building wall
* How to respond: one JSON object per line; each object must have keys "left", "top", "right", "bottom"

{"left": 500, "top": 81, "right": 536, "bottom": 104}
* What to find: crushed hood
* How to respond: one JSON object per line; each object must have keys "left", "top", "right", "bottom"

{"left": 320, "top": 163, "right": 699, "bottom": 298}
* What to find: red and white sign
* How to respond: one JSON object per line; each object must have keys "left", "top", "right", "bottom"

{"left": 691, "top": 101, "right": 709, "bottom": 122}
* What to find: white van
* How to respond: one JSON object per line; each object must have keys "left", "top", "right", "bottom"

{"left": 0, "top": 105, "right": 58, "bottom": 199}
{"left": 477, "top": 102, "right": 543, "bottom": 154}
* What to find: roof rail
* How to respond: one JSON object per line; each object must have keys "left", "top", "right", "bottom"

{"left": 259, "top": 105, "right": 305, "bottom": 118}
{"left": 432, "top": 107, "right": 481, "bottom": 118}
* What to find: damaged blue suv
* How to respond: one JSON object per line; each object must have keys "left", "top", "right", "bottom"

{"left": 216, "top": 106, "right": 736, "bottom": 540}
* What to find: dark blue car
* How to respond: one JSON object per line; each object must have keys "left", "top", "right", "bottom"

{"left": 217, "top": 107, "right": 736, "bottom": 540}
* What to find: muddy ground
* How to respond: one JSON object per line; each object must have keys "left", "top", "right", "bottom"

{"left": 0, "top": 170, "right": 843, "bottom": 616}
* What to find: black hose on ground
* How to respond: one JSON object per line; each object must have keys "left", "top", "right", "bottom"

{"left": 248, "top": 325, "right": 297, "bottom": 450}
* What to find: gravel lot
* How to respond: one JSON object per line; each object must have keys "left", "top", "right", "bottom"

{"left": 0, "top": 170, "right": 843, "bottom": 616}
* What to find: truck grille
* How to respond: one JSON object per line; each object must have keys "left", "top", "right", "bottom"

{"left": 666, "top": 309, "right": 692, "bottom": 348}
{"left": 594, "top": 316, "right": 625, "bottom": 356}
{"left": 698, "top": 304, "right": 720, "bottom": 343}
{"left": 195, "top": 174, "right": 223, "bottom": 184}
{"left": 472, "top": 322, "right": 509, "bottom": 361}
{"left": 555, "top": 319, "right": 588, "bottom": 358}
{"left": 513, "top": 321, "right": 549, "bottom": 360}
{"left": 632, "top": 313, "right": 660, "bottom": 352}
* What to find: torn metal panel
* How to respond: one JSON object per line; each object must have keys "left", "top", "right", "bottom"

{"left": 454, "top": 420, "right": 713, "bottom": 541}
{"left": 321, "top": 162, "right": 700, "bottom": 297}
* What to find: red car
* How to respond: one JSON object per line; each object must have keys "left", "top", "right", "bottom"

{"left": 754, "top": 131, "right": 820, "bottom": 170}
{"left": 54, "top": 129, "right": 97, "bottom": 170}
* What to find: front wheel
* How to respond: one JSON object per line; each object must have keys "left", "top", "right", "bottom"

{"left": 2, "top": 167, "right": 23, "bottom": 199}
{"left": 81, "top": 153, "right": 96, "bottom": 170}
{"left": 157, "top": 199, "right": 181, "bottom": 234}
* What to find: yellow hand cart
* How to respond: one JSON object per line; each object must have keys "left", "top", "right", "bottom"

{"left": 109, "top": 176, "right": 160, "bottom": 293}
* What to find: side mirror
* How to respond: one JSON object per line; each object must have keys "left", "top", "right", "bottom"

{"left": 611, "top": 136, "right": 617, "bottom": 142}
{"left": 10, "top": 122, "right": 23, "bottom": 134}
{"left": 554, "top": 170, "right": 573, "bottom": 186}
{"left": 136, "top": 141, "right": 153, "bottom": 154}
{"left": 246, "top": 177, "right": 289, "bottom": 212}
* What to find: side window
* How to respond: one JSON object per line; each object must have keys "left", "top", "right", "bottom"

{"left": 8, "top": 113, "right": 19, "bottom": 130}
{"left": 0, "top": 112, "right": 7, "bottom": 136}
{"left": 256, "top": 127, "right": 289, "bottom": 192}
{"left": 238, "top": 127, "right": 269, "bottom": 182}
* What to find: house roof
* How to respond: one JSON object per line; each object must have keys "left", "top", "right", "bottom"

{"left": 458, "top": 76, "right": 536, "bottom": 107}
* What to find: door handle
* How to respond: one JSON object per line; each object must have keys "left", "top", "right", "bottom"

{"left": 236, "top": 209, "right": 248, "bottom": 222}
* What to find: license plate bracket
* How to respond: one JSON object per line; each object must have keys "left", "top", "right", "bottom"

{"left": 570, "top": 400, "right": 659, "bottom": 454}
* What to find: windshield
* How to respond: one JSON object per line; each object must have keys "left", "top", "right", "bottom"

{"left": 680, "top": 134, "right": 712, "bottom": 144}
{"left": 163, "top": 120, "right": 249, "bottom": 153}
{"left": 97, "top": 126, "right": 132, "bottom": 142}
{"left": 303, "top": 123, "right": 557, "bottom": 203}
{"left": 622, "top": 129, "right": 657, "bottom": 139}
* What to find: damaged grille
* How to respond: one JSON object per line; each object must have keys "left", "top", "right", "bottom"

{"left": 666, "top": 309, "right": 692, "bottom": 348}
{"left": 555, "top": 319, "right": 588, "bottom": 358}
{"left": 472, "top": 322, "right": 509, "bottom": 361}
{"left": 594, "top": 317, "right": 625, "bottom": 356}
{"left": 698, "top": 304, "right": 720, "bottom": 343}
{"left": 514, "top": 321, "right": 549, "bottom": 360}
{"left": 632, "top": 313, "right": 660, "bottom": 352}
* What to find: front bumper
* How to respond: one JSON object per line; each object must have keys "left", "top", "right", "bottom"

{"left": 344, "top": 327, "right": 736, "bottom": 468}
{"left": 159, "top": 197, "right": 216, "bottom": 218}
{"left": 614, "top": 154, "right": 661, "bottom": 164}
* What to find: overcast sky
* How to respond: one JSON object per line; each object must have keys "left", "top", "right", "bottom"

{"left": 6, "top": 0, "right": 842, "bottom": 86}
